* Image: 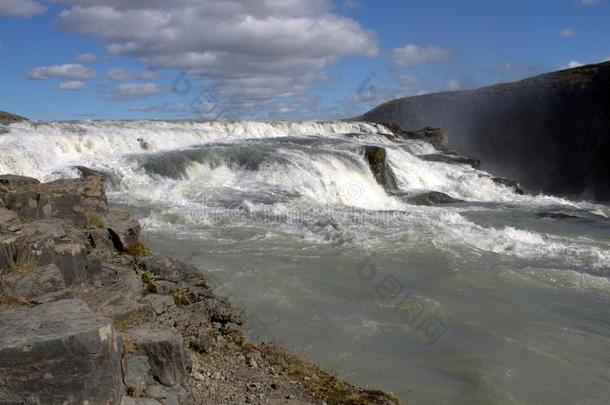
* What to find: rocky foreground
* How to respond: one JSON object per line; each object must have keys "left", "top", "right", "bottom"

{"left": 0, "top": 174, "right": 398, "bottom": 405}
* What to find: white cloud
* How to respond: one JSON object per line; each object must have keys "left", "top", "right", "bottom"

{"left": 105, "top": 82, "right": 167, "bottom": 100}
{"left": 58, "top": 80, "right": 87, "bottom": 90}
{"left": 446, "top": 79, "right": 462, "bottom": 91}
{"left": 76, "top": 53, "right": 96, "bottom": 62}
{"left": 392, "top": 44, "right": 451, "bottom": 67}
{"left": 106, "top": 68, "right": 161, "bottom": 81}
{"left": 579, "top": 0, "right": 601, "bottom": 5}
{"left": 561, "top": 28, "right": 574, "bottom": 38}
{"left": 106, "top": 68, "right": 131, "bottom": 81}
{"left": 56, "top": 0, "right": 378, "bottom": 109}
{"left": 28, "top": 64, "right": 97, "bottom": 80}
{"left": 0, "top": 0, "right": 45, "bottom": 17}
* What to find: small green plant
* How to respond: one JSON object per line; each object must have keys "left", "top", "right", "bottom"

{"left": 126, "top": 241, "right": 150, "bottom": 257}
{"left": 141, "top": 270, "right": 158, "bottom": 294}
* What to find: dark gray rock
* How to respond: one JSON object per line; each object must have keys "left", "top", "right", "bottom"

{"left": 82, "top": 265, "right": 154, "bottom": 324}
{"left": 537, "top": 212, "right": 579, "bottom": 220}
{"left": 362, "top": 146, "right": 398, "bottom": 191}
{"left": 144, "top": 382, "right": 188, "bottom": 405}
{"left": 143, "top": 294, "right": 176, "bottom": 316}
{"left": 123, "top": 354, "right": 151, "bottom": 396}
{"left": 0, "top": 174, "right": 39, "bottom": 187}
{"left": 103, "top": 210, "right": 141, "bottom": 252}
{"left": 122, "top": 323, "right": 189, "bottom": 387}
{"left": 0, "top": 299, "right": 123, "bottom": 405}
{"left": 395, "top": 191, "right": 463, "bottom": 206}
{"left": 0, "top": 264, "right": 65, "bottom": 301}
{"left": 0, "top": 208, "right": 22, "bottom": 233}
{"left": 420, "top": 153, "right": 481, "bottom": 169}
{"left": 491, "top": 177, "right": 525, "bottom": 195}
{"left": 381, "top": 123, "right": 452, "bottom": 153}
{"left": 53, "top": 242, "right": 89, "bottom": 286}
{"left": 74, "top": 166, "right": 121, "bottom": 189}
{"left": 135, "top": 255, "right": 206, "bottom": 285}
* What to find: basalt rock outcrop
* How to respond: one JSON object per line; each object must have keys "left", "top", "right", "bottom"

{"left": 0, "top": 174, "right": 399, "bottom": 405}
{"left": 359, "top": 61, "right": 610, "bottom": 201}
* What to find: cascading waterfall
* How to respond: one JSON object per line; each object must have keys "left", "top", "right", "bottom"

{"left": 1, "top": 119, "right": 609, "bottom": 404}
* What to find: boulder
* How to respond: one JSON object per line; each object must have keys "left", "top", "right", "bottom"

{"left": 0, "top": 264, "right": 65, "bottom": 301}
{"left": 43, "top": 176, "right": 109, "bottom": 214}
{"left": 104, "top": 210, "right": 141, "bottom": 252}
{"left": 122, "top": 323, "right": 188, "bottom": 387}
{"left": 82, "top": 265, "right": 154, "bottom": 324}
{"left": 362, "top": 146, "right": 399, "bottom": 191}
{"left": 381, "top": 123, "right": 451, "bottom": 153}
{"left": 396, "top": 191, "right": 463, "bottom": 206}
{"left": 74, "top": 166, "right": 121, "bottom": 190}
{"left": 0, "top": 299, "right": 123, "bottom": 404}
{"left": 122, "top": 354, "right": 151, "bottom": 396}
{"left": 53, "top": 242, "right": 89, "bottom": 286}
{"left": 491, "top": 177, "right": 525, "bottom": 195}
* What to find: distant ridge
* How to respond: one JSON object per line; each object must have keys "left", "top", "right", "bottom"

{"left": 359, "top": 61, "right": 610, "bottom": 202}
{"left": 0, "top": 111, "right": 27, "bottom": 125}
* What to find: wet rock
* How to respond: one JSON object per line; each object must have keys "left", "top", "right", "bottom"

{"left": 537, "top": 212, "right": 579, "bottom": 219}
{"left": 492, "top": 177, "right": 525, "bottom": 195}
{"left": 382, "top": 123, "right": 451, "bottom": 152}
{"left": 74, "top": 166, "right": 121, "bottom": 189}
{"left": 397, "top": 191, "right": 463, "bottom": 206}
{"left": 104, "top": 210, "right": 141, "bottom": 252}
{"left": 123, "top": 354, "right": 151, "bottom": 395}
{"left": 362, "top": 146, "right": 399, "bottom": 191}
{"left": 420, "top": 153, "right": 481, "bottom": 169}
{"left": 0, "top": 264, "right": 65, "bottom": 301}
{"left": 0, "top": 299, "right": 123, "bottom": 404}
{"left": 123, "top": 323, "right": 189, "bottom": 387}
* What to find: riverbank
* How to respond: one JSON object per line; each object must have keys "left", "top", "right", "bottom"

{"left": 0, "top": 173, "right": 398, "bottom": 405}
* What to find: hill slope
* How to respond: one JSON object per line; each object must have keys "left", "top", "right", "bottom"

{"left": 359, "top": 62, "right": 610, "bottom": 202}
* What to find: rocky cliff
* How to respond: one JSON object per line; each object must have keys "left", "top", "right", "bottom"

{"left": 359, "top": 61, "right": 610, "bottom": 202}
{"left": 0, "top": 174, "right": 398, "bottom": 405}
{"left": 0, "top": 111, "right": 27, "bottom": 125}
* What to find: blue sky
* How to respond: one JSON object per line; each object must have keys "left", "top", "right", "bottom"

{"left": 0, "top": 0, "right": 608, "bottom": 121}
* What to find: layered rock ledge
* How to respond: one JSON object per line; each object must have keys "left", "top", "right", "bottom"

{"left": 0, "top": 174, "right": 398, "bottom": 405}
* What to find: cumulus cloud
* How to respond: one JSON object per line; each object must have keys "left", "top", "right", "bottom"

{"left": 105, "top": 82, "right": 167, "bottom": 100}
{"left": 392, "top": 44, "right": 451, "bottom": 67}
{"left": 58, "top": 80, "right": 87, "bottom": 90}
{"left": 76, "top": 53, "right": 96, "bottom": 62}
{"left": 55, "top": 0, "right": 377, "bottom": 109}
{"left": 28, "top": 64, "right": 97, "bottom": 80}
{"left": 106, "top": 68, "right": 161, "bottom": 81}
{"left": 0, "top": 0, "right": 45, "bottom": 17}
{"left": 561, "top": 28, "right": 574, "bottom": 38}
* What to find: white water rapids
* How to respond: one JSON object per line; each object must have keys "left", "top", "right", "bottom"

{"left": 1, "top": 120, "right": 609, "bottom": 404}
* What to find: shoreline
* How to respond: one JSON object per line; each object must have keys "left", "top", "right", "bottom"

{"left": 0, "top": 173, "right": 399, "bottom": 404}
